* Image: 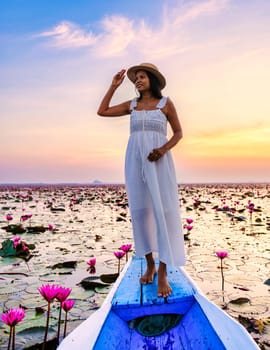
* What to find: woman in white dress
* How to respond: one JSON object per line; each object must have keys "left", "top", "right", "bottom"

{"left": 97, "top": 63, "right": 186, "bottom": 297}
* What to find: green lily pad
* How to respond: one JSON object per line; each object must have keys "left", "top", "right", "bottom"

{"left": 50, "top": 261, "right": 77, "bottom": 269}
{"left": 229, "top": 297, "right": 250, "bottom": 305}
{"left": 95, "top": 286, "right": 111, "bottom": 294}
{"left": 79, "top": 276, "right": 109, "bottom": 290}
{"left": 264, "top": 278, "right": 270, "bottom": 286}
{"left": 100, "top": 273, "right": 118, "bottom": 284}
{"left": 71, "top": 288, "right": 95, "bottom": 299}
{"left": 0, "top": 239, "right": 16, "bottom": 257}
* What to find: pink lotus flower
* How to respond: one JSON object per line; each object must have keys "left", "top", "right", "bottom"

{"left": 248, "top": 204, "right": 254, "bottom": 214}
{"left": 114, "top": 251, "right": 126, "bottom": 259}
{"left": 87, "top": 258, "right": 96, "bottom": 267}
{"left": 215, "top": 251, "right": 228, "bottom": 294}
{"left": 12, "top": 236, "right": 21, "bottom": 249}
{"left": 215, "top": 251, "right": 228, "bottom": 259}
{"left": 20, "top": 214, "right": 31, "bottom": 222}
{"left": 48, "top": 224, "right": 54, "bottom": 231}
{"left": 1, "top": 308, "right": 25, "bottom": 350}
{"left": 186, "top": 218, "right": 193, "bottom": 224}
{"left": 120, "top": 244, "right": 132, "bottom": 262}
{"left": 55, "top": 287, "right": 72, "bottom": 303}
{"left": 6, "top": 214, "right": 13, "bottom": 222}
{"left": 62, "top": 299, "right": 75, "bottom": 312}
{"left": 120, "top": 244, "right": 132, "bottom": 253}
{"left": 38, "top": 284, "right": 60, "bottom": 303}
{"left": 1, "top": 307, "right": 25, "bottom": 327}
{"left": 55, "top": 287, "right": 72, "bottom": 341}
{"left": 114, "top": 251, "right": 126, "bottom": 274}
{"left": 38, "top": 284, "right": 60, "bottom": 350}
{"left": 62, "top": 299, "right": 75, "bottom": 338}
{"left": 87, "top": 258, "right": 96, "bottom": 274}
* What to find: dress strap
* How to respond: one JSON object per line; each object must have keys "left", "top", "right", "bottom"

{"left": 130, "top": 98, "right": 138, "bottom": 111}
{"left": 156, "top": 96, "right": 167, "bottom": 109}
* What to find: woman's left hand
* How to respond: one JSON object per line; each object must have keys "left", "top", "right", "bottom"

{"left": 147, "top": 148, "right": 165, "bottom": 162}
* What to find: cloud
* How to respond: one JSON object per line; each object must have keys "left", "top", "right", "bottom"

{"left": 93, "top": 15, "right": 136, "bottom": 57}
{"left": 170, "top": 0, "right": 229, "bottom": 25}
{"left": 34, "top": 0, "right": 230, "bottom": 57}
{"left": 36, "top": 21, "right": 98, "bottom": 49}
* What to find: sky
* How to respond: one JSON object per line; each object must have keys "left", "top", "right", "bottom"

{"left": 1, "top": 0, "right": 270, "bottom": 184}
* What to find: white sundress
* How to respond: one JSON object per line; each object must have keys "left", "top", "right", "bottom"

{"left": 125, "top": 96, "right": 186, "bottom": 267}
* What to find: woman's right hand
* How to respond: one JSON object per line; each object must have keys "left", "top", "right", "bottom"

{"left": 112, "top": 69, "right": 126, "bottom": 88}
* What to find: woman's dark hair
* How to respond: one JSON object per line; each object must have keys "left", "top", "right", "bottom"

{"left": 137, "top": 70, "right": 163, "bottom": 100}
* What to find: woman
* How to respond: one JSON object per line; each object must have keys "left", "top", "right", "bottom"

{"left": 97, "top": 63, "right": 186, "bottom": 297}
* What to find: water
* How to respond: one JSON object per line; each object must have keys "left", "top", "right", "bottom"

{"left": 0, "top": 183, "right": 269, "bottom": 349}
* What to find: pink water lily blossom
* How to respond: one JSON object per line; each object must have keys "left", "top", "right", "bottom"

{"left": 1, "top": 307, "right": 25, "bottom": 350}
{"left": 186, "top": 225, "right": 193, "bottom": 231}
{"left": 38, "top": 284, "right": 60, "bottom": 350}
{"left": 48, "top": 224, "right": 54, "bottom": 231}
{"left": 215, "top": 251, "right": 228, "bottom": 259}
{"left": 114, "top": 251, "right": 126, "bottom": 259}
{"left": 12, "top": 236, "right": 21, "bottom": 249}
{"left": 55, "top": 287, "right": 72, "bottom": 303}
{"left": 6, "top": 214, "right": 13, "bottom": 222}
{"left": 215, "top": 251, "right": 228, "bottom": 295}
{"left": 120, "top": 244, "right": 132, "bottom": 253}
{"left": 62, "top": 299, "right": 75, "bottom": 312}
{"left": 55, "top": 286, "right": 72, "bottom": 341}
{"left": 1, "top": 307, "right": 25, "bottom": 327}
{"left": 120, "top": 244, "right": 132, "bottom": 262}
{"left": 38, "top": 284, "right": 60, "bottom": 302}
{"left": 186, "top": 218, "right": 193, "bottom": 224}
{"left": 62, "top": 299, "right": 75, "bottom": 338}
{"left": 20, "top": 214, "right": 32, "bottom": 222}
{"left": 114, "top": 251, "right": 126, "bottom": 274}
{"left": 87, "top": 258, "right": 96, "bottom": 274}
{"left": 248, "top": 204, "right": 255, "bottom": 214}
{"left": 87, "top": 258, "right": 96, "bottom": 267}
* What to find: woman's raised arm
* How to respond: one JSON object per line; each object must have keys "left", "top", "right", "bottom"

{"left": 97, "top": 69, "right": 130, "bottom": 117}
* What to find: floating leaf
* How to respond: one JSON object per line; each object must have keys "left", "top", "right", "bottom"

{"left": 0, "top": 239, "right": 16, "bottom": 257}
{"left": 264, "top": 278, "right": 270, "bottom": 286}
{"left": 79, "top": 277, "right": 109, "bottom": 290}
{"left": 230, "top": 297, "right": 250, "bottom": 305}
{"left": 100, "top": 273, "right": 118, "bottom": 283}
{"left": 49, "top": 261, "right": 77, "bottom": 269}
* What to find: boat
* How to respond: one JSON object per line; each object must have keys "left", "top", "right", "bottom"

{"left": 58, "top": 257, "right": 259, "bottom": 349}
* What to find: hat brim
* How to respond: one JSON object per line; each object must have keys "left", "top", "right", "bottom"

{"left": 127, "top": 65, "right": 166, "bottom": 89}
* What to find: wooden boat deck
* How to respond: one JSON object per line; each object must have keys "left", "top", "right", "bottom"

{"left": 112, "top": 257, "right": 195, "bottom": 306}
{"left": 96, "top": 258, "right": 226, "bottom": 349}
{"left": 58, "top": 257, "right": 259, "bottom": 350}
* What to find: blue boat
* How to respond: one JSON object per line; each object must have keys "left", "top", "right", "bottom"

{"left": 58, "top": 257, "right": 259, "bottom": 349}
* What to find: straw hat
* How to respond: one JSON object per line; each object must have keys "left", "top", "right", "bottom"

{"left": 127, "top": 63, "right": 166, "bottom": 89}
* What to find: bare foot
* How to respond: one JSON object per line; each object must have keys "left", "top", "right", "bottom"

{"left": 140, "top": 265, "right": 157, "bottom": 284}
{"left": 158, "top": 264, "right": 172, "bottom": 297}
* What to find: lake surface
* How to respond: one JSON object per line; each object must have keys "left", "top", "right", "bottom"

{"left": 0, "top": 183, "right": 269, "bottom": 349}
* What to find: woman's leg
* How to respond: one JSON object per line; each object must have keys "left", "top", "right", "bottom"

{"left": 158, "top": 261, "right": 172, "bottom": 297}
{"left": 140, "top": 252, "right": 157, "bottom": 284}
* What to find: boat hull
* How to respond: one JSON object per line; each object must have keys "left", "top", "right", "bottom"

{"left": 58, "top": 257, "right": 259, "bottom": 350}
